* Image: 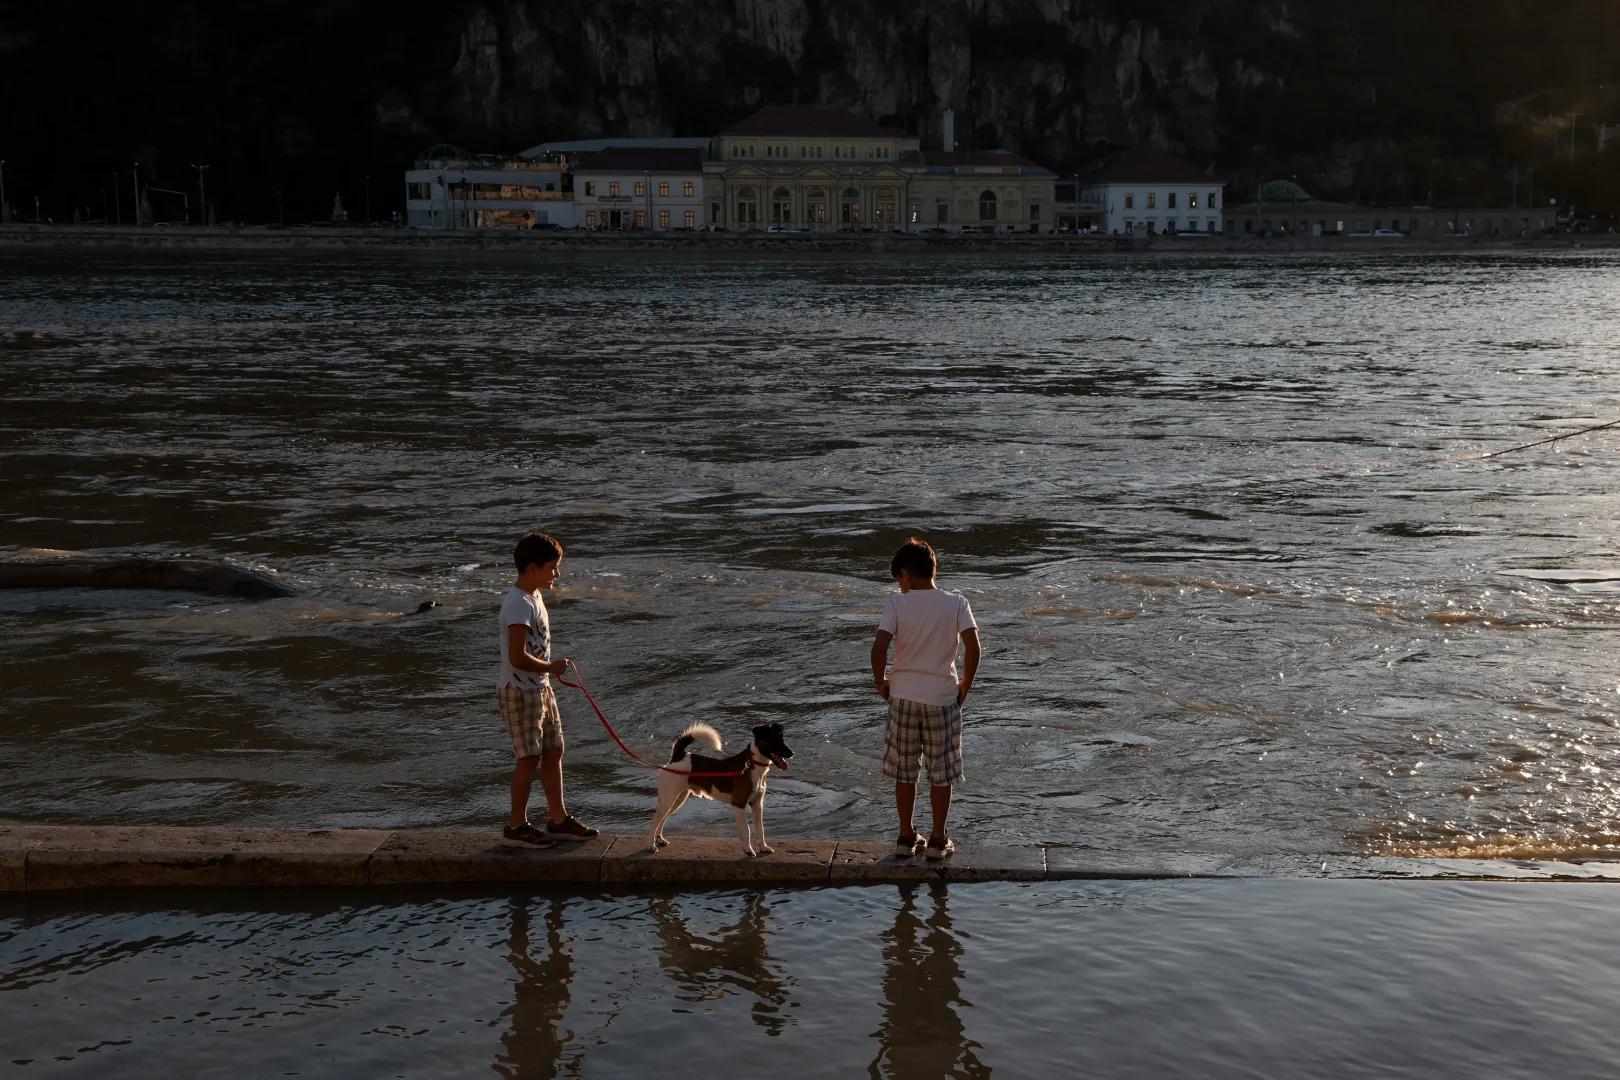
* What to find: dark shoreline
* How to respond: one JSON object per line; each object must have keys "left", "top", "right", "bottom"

{"left": 2, "top": 223, "right": 1613, "bottom": 254}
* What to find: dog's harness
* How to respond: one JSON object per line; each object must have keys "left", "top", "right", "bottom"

{"left": 559, "top": 661, "right": 785, "bottom": 778}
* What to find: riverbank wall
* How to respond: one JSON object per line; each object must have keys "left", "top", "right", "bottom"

{"left": 2, "top": 223, "right": 1614, "bottom": 254}
{"left": 4, "top": 826, "right": 1619, "bottom": 893}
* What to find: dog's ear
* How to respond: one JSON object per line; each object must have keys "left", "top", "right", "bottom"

{"left": 771, "top": 723, "right": 784, "bottom": 734}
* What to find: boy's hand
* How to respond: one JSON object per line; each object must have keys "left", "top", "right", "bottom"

{"left": 546, "top": 657, "right": 571, "bottom": 677}
{"left": 876, "top": 678, "right": 891, "bottom": 701}
{"left": 957, "top": 681, "right": 972, "bottom": 705}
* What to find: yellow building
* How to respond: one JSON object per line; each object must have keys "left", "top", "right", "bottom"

{"left": 703, "top": 107, "right": 1056, "bottom": 233}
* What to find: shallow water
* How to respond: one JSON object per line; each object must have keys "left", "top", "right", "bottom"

{"left": 4, "top": 249, "right": 1620, "bottom": 854}
{"left": 3, "top": 880, "right": 1619, "bottom": 1078}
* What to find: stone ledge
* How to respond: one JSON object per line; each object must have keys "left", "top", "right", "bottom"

{"left": 7, "top": 827, "right": 1620, "bottom": 893}
{"left": 368, "top": 829, "right": 614, "bottom": 886}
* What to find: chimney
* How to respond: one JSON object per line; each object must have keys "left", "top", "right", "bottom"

{"left": 941, "top": 109, "right": 955, "bottom": 154}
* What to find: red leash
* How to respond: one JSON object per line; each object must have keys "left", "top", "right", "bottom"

{"left": 557, "top": 661, "right": 771, "bottom": 778}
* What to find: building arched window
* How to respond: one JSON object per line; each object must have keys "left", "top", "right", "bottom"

{"left": 875, "top": 186, "right": 897, "bottom": 225}
{"left": 978, "top": 190, "right": 998, "bottom": 221}
{"left": 771, "top": 186, "right": 792, "bottom": 226}
{"left": 840, "top": 187, "right": 861, "bottom": 227}
{"left": 736, "top": 185, "right": 758, "bottom": 226}
{"left": 806, "top": 186, "right": 828, "bottom": 224}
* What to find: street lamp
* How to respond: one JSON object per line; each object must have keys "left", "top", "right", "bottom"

{"left": 192, "top": 164, "right": 209, "bottom": 225}
{"left": 132, "top": 161, "right": 141, "bottom": 227}
{"left": 0, "top": 160, "right": 7, "bottom": 224}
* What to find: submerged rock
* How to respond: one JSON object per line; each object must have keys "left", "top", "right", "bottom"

{"left": 0, "top": 553, "right": 295, "bottom": 599}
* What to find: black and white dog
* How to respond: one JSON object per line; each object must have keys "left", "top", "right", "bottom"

{"left": 647, "top": 723, "right": 793, "bottom": 858}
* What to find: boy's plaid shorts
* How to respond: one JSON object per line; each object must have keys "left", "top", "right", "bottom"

{"left": 882, "top": 697, "right": 964, "bottom": 785}
{"left": 498, "top": 685, "right": 564, "bottom": 758}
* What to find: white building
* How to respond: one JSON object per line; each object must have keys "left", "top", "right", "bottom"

{"left": 404, "top": 145, "right": 574, "bottom": 229}
{"left": 573, "top": 147, "right": 705, "bottom": 231}
{"left": 1076, "top": 149, "right": 1225, "bottom": 236}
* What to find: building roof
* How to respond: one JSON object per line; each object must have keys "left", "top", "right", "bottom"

{"left": 519, "top": 137, "right": 711, "bottom": 160}
{"left": 1077, "top": 149, "right": 1222, "bottom": 185}
{"left": 922, "top": 149, "right": 1055, "bottom": 175}
{"left": 721, "top": 106, "right": 909, "bottom": 139}
{"left": 575, "top": 147, "right": 705, "bottom": 173}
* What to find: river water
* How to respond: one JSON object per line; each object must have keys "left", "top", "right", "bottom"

{"left": 4, "top": 248, "right": 1620, "bottom": 856}
{"left": 5, "top": 880, "right": 1620, "bottom": 1078}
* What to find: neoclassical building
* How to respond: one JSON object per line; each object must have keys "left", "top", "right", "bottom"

{"left": 703, "top": 107, "right": 1056, "bottom": 233}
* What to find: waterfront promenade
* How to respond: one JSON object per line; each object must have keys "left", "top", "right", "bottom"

{"left": 2, "top": 222, "right": 1612, "bottom": 253}
{"left": 4, "top": 825, "right": 1620, "bottom": 893}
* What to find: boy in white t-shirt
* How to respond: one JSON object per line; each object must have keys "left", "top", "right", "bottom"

{"left": 496, "top": 532, "right": 598, "bottom": 847}
{"left": 870, "top": 537, "right": 981, "bottom": 860}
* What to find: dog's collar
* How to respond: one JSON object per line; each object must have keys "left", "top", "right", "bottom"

{"left": 747, "top": 749, "right": 773, "bottom": 768}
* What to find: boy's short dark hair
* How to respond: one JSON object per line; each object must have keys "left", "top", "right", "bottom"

{"left": 890, "top": 537, "right": 936, "bottom": 580}
{"left": 514, "top": 532, "right": 564, "bottom": 572}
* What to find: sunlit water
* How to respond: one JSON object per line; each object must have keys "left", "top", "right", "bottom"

{"left": 4, "top": 880, "right": 1619, "bottom": 1078}
{"left": 4, "top": 249, "right": 1620, "bottom": 855}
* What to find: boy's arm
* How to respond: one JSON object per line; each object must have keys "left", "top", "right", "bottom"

{"left": 957, "top": 628, "right": 981, "bottom": 705}
{"left": 870, "top": 630, "right": 893, "bottom": 700}
{"left": 506, "top": 623, "right": 568, "bottom": 677}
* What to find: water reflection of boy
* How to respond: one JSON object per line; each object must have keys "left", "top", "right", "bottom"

{"left": 648, "top": 893, "right": 791, "bottom": 1035}
{"left": 496, "top": 896, "right": 579, "bottom": 1078}
{"left": 870, "top": 883, "right": 990, "bottom": 1079}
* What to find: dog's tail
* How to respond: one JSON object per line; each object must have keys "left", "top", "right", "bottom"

{"left": 670, "top": 723, "right": 722, "bottom": 762}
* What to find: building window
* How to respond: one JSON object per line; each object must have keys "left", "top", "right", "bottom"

{"left": 841, "top": 187, "right": 860, "bottom": 225}
{"left": 807, "top": 187, "right": 828, "bottom": 224}
{"left": 658, "top": 182, "right": 669, "bottom": 197}
{"left": 1030, "top": 203, "right": 1040, "bottom": 221}
{"left": 586, "top": 210, "right": 597, "bottom": 228}
{"left": 909, "top": 201, "right": 920, "bottom": 224}
{"left": 736, "top": 186, "right": 758, "bottom": 225}
{"left": 1189, "top": 193, "right": 1199, "bottom": 209}
{"left": 1209, "top": 192, "right": 1219, "bottom": 209}
{"left": 1168, "top": 192, "right": 1178, "bottom": 209}
{"left": 1147, "top": 192, "right": 1157, "bottom": 209}
{"left": 978, "top": 189, "right": 997, "bottom": 221}
{"left": 772, "top": 186, "right": 793, "bottom": 225}
{"left": 874, "top": 187, "right": 896, "bottom": 225}
{"left": 584, "top": 182, "right": 596, "bottom": 196}
{"left": 710, "top": 201, "right": 720, "bottom": 223}
{"left": 1125, "top": 192, "right": 1135, "bottom": 209}
{"left": 633, "top": 210, "right": 646, "bottom": 228}
{"left": 683, "top": 182, "right": 694, "bottom": 197}
{"left": 659, "top": 210, "right": 670, "bottom": 229}
{"left": 684, "top": 210, "right": 694, "bottom": 228}
{"left": 609, "top": 182, "right": 620, "bottom": 197}
{"left": 936, "top": 201, "right": 949, "bottom": 224}
{"left": 634, "top": 181, "right": 645, "bottom": 197}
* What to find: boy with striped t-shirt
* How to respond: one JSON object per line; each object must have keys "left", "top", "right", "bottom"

{"left": 870, "top": 537, "right": 981, "bottom": 860}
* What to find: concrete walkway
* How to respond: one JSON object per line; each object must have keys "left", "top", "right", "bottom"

{"left": 4, "top": 826, "right": 1620, "bottom": 893}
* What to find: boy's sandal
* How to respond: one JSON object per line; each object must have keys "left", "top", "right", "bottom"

{"left": 894, "top": 833, "right": 924, "bottom": 858}
{"left": 502, "top": 821, "right": 556, "bottom": 848}
{"left": 546, "top": 815, "right": 599, "bottom": 839}
{"left": 925, "top": 836, "right": 956, "bottom": 860}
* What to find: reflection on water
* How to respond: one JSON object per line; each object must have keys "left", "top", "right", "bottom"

{"left": 499, "top": 896, "right": 579, "bottom": 1079}
{"left": 6, "top": 880, "right": 1620, "bottom": 1078}
{"left": 6, "top": 250, "right": 1620, "bottom": 856}
{"left": 871, "top": 885, "right": 988, "bottom": 1079}
{"left": 651, "top": 892, "right": 791, "bottom": 1035}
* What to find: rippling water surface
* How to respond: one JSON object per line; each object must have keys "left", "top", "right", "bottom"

{"left": 4, "top": 880, "right": 1619, "bottom": 1078}
{"left": 4, "top": 249, "right": 1620, "bottom": 854}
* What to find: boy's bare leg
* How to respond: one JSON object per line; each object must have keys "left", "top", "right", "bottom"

{"left": 540, "top": 746, "right": 567, "bottom": 824}
{"left": 929, "top": 784, "right": 952, "bottom": 840}
{"left": 509, "top": 755, "right": 540, "bottom": 826}
{"left": 895, "top": 781, "right": 917, "bottom": 837}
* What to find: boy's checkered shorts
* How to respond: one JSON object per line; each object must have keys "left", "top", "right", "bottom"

{"left": 882, "top": 697, "right": 964, "bottom": 786}
{"left": 498, "top": 685, "right": 564, "bottom": 758}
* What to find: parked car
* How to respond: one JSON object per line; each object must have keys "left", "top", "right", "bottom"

{"left": 916, "top": 227, "right": 948, "bottom": 235}
{"left": 530, "top": 221, "right": 563, "bottom": 231}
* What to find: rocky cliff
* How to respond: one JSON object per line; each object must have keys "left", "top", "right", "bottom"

{"left": 5, "top": 1, "right": 1618, "bottom": 221}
